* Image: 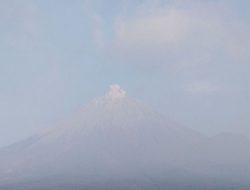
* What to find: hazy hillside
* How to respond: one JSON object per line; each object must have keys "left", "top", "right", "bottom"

{"left": 0, "top": 85, "right": 250, "bottom": 189}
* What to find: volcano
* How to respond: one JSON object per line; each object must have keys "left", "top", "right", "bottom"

{"left": 1, "top": 85, "right": 250, "bottom": 189}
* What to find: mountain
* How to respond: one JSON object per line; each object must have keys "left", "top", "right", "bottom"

{"left": 0, "top": 85, "right": 250, "bottom": 189}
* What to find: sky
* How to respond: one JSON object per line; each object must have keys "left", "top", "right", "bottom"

{"left": 0, "top": 0, "right": 249, "bottom": 147}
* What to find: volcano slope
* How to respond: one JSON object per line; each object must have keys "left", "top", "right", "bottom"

{"left": 0, "top": 85, "right": 250, "bottom": 190}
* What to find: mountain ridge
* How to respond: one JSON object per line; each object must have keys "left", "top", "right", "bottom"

{"left": 0, "top": 85, "right": 250, "bottom": 189}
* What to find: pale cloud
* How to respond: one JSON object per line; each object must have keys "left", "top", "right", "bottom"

{"left": 185, "top": 81, "right": 222, "bottom": 95}
{"left": 114, "top": 8, "right": 190, "bottom": 50}
{"left": 92, "top": 14, "right": 105, "bottom": 48}
{"left": 106, "top": 84, "right": 127, "bottom": 100}
{"left": 95, "top": 0, "right": 250, "bottom": 66}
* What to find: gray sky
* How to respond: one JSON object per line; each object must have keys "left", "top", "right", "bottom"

{"left": 0, "top": 0, "right": 250, "bottom": 147}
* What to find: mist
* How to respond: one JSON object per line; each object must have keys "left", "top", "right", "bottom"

{"left": 0, "top": 0, "right": 250, "bottom": 189}
{"left": 0, "top": 85, "right": 250, "bottom": 189}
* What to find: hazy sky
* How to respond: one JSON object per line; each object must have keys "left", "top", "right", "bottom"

{"left": 0, "top": 0, "right": 250, "bottom": 147}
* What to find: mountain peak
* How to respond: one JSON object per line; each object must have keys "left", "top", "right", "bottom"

{"left": 105, "top": 84, "right": 126, "bottom": 100}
